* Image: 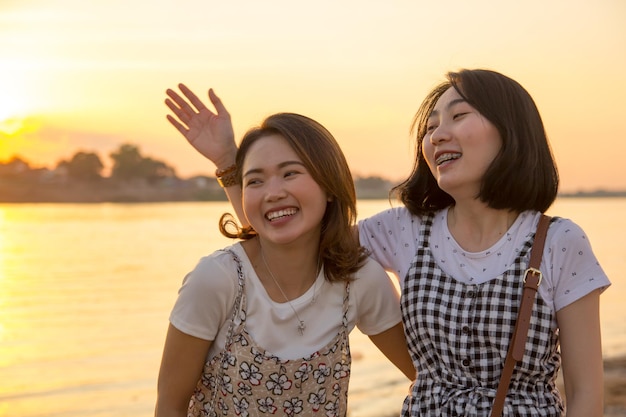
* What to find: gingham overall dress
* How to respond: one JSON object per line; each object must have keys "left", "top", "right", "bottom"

{"left": 188, "top": 250, "right": 352, "bottom": 417}
{"left": 400, "top": 214, "right": 564, "bottom": 416}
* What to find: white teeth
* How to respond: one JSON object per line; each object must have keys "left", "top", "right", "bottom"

{"left": 266, "top": 208, "right": 297, "bottom": 221}
{"left": 436, "top": 152, "right": 461, "bottom": 165}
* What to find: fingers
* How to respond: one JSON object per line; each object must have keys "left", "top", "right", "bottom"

{"left": 166, "top": 114, "right": 188, "bottom": 137}
{"left": 165, "top": 87, "right": 197, "bottom": 118}
{"left": 165, "top": 96, "right": 191, "bottom": 128}
{"left": 164, "top": 83, "right": 228, "bottom": 140}
{"left": 178, "top": 83, "right": 210, "bottom": 113}
{"left": 208, "top": 88, "right": 231, "bottom": 118}
{"left": 164, "top": 84, "right": 222, "bottom": 125}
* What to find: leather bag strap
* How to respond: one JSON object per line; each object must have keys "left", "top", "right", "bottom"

{"left": 490, "top": 214, "right": 551, "bottom": 417}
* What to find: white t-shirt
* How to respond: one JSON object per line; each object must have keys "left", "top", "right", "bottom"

{"left": 169, "top": 242, "right": 402, "bottom": 360}
{"left": 358, "top": 207, "right": 610, "bottom": 314}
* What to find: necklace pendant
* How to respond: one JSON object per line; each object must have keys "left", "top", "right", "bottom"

{"left": 297, "top": 321, "right": 306, "bottom": 335}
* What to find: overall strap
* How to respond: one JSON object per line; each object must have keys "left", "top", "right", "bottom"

{"left": 490, "top": 214, "right": 551, "bottom": 417}
{"left": 209, "top": 249, "right": 246, "bottom": 408}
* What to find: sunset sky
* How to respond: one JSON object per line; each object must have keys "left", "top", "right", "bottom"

{"left": 1, "top": 0, "right": 625, "bottom": 192}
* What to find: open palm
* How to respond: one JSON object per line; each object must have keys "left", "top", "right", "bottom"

{"left": 165, "top": 84, "right": 237, "bottom": 168}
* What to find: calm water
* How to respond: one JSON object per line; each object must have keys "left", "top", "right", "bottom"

{"left": 0, "top": 199, "right": 624, "bottom": 417}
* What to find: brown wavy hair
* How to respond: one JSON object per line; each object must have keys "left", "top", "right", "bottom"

{"left": 219, "top": 113, "right": 367, "bottom": 282}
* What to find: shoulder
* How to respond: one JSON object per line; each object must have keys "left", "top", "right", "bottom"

{"left": 545, "top": 216, "right": 590, "bottom": 249}
{"left": 169, "top": 243, "right": 246, "bottom": 340}
{"left": 362, "top": 205, "right": 415, "bottom": 222}
{"left": 349, "top": 257, "right": 402, "bottom": 334}
{"left": 518, "top": 213, "right": 588, "bottom": 247}
{"left": 354, "top": 256, "right": 390, "bottom": 282}
{"left": 350, "top": 257, "right": 399, "bottom": 297}
{"left": 359, "top": 206, "right": 424, "bottom": 233}
{"left": 181, "top": 244, "right": 243, "bottom": 294}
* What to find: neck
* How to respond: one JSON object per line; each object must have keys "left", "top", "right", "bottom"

{"left": 249, "top": 238, "right": 320, "bottom": 301}
{"left": 447, "top": 204, "right": 519, "bottom": 252}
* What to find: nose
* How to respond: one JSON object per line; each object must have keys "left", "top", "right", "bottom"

{"left": 264, "top": 177, "right": 287, "bottom": 201}
{"left": 429, "top": 122, "right": 451, "bottom": 145}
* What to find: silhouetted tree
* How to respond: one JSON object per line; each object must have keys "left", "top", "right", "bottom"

{"left": 110, "top": 143, "right": 176, "bottom": 182}
{"left": 59, "top": 151, "right": 103, "bottom": 181}
{"left": 110, "top": 144, "right": 142, "bottom": 181}
{"left": 0, "top": 156, "right": 30, "bottom": 178}
{"left": 137, "top": 157, "right": 176, "bottom": 183}
{"left": 354, "top": 176, "right": 393, "bottom": 199}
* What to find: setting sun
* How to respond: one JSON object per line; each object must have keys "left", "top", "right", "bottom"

{"left": 0, "top": 116, "right": 25, "bottom": 136}
{"left": 0, "top": 90, "right": 32, "bottom": 138}
{"left": 0, "top": 113, "right": 39, "bottom": 162}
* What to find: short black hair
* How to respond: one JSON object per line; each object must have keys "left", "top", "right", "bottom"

{"left": 394, "top": 69, "right": 559, "bottom": 215}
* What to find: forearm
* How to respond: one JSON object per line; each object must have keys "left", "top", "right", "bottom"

{"left": 563, "top": 385, "right": 603, "bottom": 417}
{"left": 368, "top": 322, "right": 416, "bottom": 380}
{"left": 155, "top": 325, "right": 212, "bottom": 417}
{"left": 223, "top": 183, "right": 248, "bottom": 227}
{"left": 213, "top": 152, "right": 247, "bottom": 227}
{"left": 558, "top": 290, "right": 604, "bottom": 417}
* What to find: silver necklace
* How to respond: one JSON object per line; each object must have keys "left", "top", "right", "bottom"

{"left": 259, "top": 247, "right": 320, "bottom": 336}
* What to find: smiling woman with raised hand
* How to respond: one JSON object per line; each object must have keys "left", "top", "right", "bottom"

{"left": 155, "top": 98, "right": 415, "bottom": 417}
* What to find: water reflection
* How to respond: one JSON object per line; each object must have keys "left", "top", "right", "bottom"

{"left": 0, "top": 200, "right": 623, "bottom": 417}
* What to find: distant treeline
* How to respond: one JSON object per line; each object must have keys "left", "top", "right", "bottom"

{"left": 559, "top": 189, "right": 626, "bottom": 198}
{"left": 0, "top": 144, "right": 396, "bottom": 203}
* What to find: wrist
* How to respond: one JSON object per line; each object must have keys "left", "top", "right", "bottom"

{"left": 213, "top": 146, "right": 238, "bottom": 171}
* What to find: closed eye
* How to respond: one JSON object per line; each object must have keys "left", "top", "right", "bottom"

{"left": 244, "top": 177, "right": 263, "bottom": 187}
{"left": 284, "top": 170, "right": 302, "bottom": 178}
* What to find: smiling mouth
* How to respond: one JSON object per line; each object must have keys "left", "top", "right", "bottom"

{"left": 436, "top": 152, "right": 462, "bottom": 166}
{"left": 266, "top": 208, "right": 298, "bottom": 221}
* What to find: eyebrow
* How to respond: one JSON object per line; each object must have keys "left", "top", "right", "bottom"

{"left": 243, "top": 160, "right": 305, "bottom": 177}
{"left": 428, "top": 98, "right": 467, "bottom": 118}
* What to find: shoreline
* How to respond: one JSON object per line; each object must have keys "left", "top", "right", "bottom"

{"left": 600, "top": 354, "right": 626, "bottom": 416}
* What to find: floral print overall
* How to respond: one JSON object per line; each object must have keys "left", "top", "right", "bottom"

{"left": 188, "top": 250, "right": 352, "bottom": 417}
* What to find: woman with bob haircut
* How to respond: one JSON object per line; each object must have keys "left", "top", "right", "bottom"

{"left": 155, "top": 107, "right": 415, "bottom": 417}
{"left": 372, "top": 68, "right": 609, "bottom": 416}
{"left": 166, "top": 69, "right": 610, "bottom": 416}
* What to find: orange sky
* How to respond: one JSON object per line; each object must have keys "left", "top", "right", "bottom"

{"left": 1, "top": 0, "right": 625, "bottom": 192}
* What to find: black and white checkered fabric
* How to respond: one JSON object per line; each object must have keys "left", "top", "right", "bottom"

{"left": 400, "top": 214, "right": 564, "bottom": 416}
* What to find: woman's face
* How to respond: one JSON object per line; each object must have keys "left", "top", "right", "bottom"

{"left": 241, "top": 134, "right": 329, "bottom": 247}
{"left": 422, "top": 87, "right": 502, "bottom": 201}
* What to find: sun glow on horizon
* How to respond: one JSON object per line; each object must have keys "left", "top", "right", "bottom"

{"left": 0, "top": 0, "right": 624, "bottom": 191}
{"left": 0, "top": 88, "right": 34, "bottom": 136}
{"left": 0, "top": 117, "right": 26, "bottom": 136}
{"left": 0, "top": 112, "right": 44, "bottom": 163}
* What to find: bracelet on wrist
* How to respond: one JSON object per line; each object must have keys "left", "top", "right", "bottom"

{"left": 215, "top": 164, "right": 239, "bottom": 188}
{"left": 215, "top": 163, "right": 236, "bottom": 177}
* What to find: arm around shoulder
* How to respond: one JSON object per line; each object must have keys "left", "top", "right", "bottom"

{"left": 368, "top": 322, "right": 416, "bottom": 380}
{"left": 354, "top": 258, "right": 416, "bottom": 380}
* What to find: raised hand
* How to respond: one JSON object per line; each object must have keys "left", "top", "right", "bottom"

{"left": 165, "top": 84, "right": 238, "bottom": 169}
